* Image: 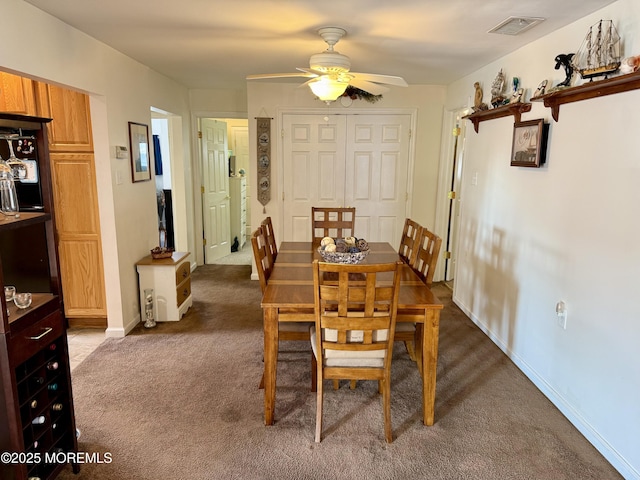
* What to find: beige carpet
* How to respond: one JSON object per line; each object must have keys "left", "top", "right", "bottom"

{"left": 213, "top": 243, "right": 252, "bottom": 265}
{"left": 57, "top": 265, "right": 621, "bottom": 480}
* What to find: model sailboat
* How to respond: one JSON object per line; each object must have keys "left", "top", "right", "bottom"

{"left": 573, "top": 20, "right": 621, "bottom": 81}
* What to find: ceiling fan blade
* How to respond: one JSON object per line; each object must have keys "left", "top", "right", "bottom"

{"left": 348, "top": 78, "right": 390, "bottom": 95}
{"left": 350, "top": 72, "right": 408, "bottom": 87}
{"left": 296, "top": 67, "right": 323, "bottom": 76}
{"left": 246, "top": 72, "right": 316, "bottom": 80}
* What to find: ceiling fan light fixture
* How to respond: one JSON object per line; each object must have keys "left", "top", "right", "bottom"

{"left": 309, "top": 51, "right": 351, "bottom": 73}
{"left": 308, "top": 76, "right": 349, "bottom": 102}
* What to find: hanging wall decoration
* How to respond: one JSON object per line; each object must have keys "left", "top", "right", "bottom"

{"left": 256, "top": 117, "right": 271, "bottom": 210}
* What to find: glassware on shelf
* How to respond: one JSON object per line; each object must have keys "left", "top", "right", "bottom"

{"left": 4, "top": 285, "right": 16, "bottom": 302}
{"left": 0, "top": 157, "right": 19, "bottom": 218}
{"left": 5, "top": 139, "right": 27, "bottom": 180}
{"left": 14, "top": 292, "right": 32, "bottom": 309}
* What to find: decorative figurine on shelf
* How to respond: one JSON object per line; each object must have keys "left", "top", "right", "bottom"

{"left": 490, "top": 69, "right": 507, "bottom": 107}
{"left": 554, "top": 53, "right": 575, "bottom": 88}
{"left": 620, "top": 55, "right": 640, "bottom": 74}
{"left": 533, "top": 79, "right": 548, "bottom": 98}
{"left": 509, "top": 88, "right": 524, "bottom": 104}
{"left": 472, "top": 82, "right": 488, "bottom": 112}
{"left": 508, "top": 77, "right": 523, "bottom": 103}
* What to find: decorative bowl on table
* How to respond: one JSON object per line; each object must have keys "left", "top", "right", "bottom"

{"left": 150, "top": 247, "right": 174, "bottom": 259}
{"left": 317, "top": 236, "right": 370, "bottom": 264}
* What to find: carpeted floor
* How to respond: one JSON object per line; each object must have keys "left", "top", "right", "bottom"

{"left": 57, "top": 265, "right": 622, "bottom": 480}
{"left": 212, "top": 243, "right": 252, "bottom": 265}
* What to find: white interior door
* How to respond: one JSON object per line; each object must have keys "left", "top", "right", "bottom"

{"left": 201, "top": 118, "right": 230, "bottom": 263}
{"left": 282, "top": 114, "right": 347, "bottom": 241}
{"left": 282, "top": 113, "right": 411, "bottom": 243}
{"left": 345, "top": 114, "right": 411, "bottom": 245}
{"left": 445, "top": 113, "right": 466, "bottom": 281}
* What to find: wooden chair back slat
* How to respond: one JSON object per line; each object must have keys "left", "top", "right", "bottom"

{"left": 251, "top": 226, "right": 272, "bottom": 294}
{"left": 398, "top": 218, "right": 422, "bottom": 265}
{"left": 261, "top": 216, "right": 278, "bottom": 263}
{"left": 412, "top": 227, "right": 442, "bottom": 287}
{"left": 311, "top": 207, "right": 356, "bottom": 243}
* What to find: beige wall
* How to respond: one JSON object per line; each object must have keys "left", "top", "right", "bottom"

{"left": 445, "top": 1, "right": 640, "bottom": 477}
{"left": 2, "top": 0, "right": 193, "bottom": 336}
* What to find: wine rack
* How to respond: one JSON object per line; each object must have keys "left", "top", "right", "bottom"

{"left": 0, "top": 113, "right": 79, "bottom": 480}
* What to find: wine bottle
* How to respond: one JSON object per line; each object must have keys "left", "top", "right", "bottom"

{"left": 51, "top": 403, "right": 63, "bottom": 412}
{"left": 48, "top": 383, "right": 59, "bottom": 391}
{"left": 32, "top": 416, "right": 45, "bottom": 425}
{"left": 30, "top": 399, "right": 38, "bottom": 409}
{"left": 32, "top": 376, "right": 45, "bottom": 385}
{"left": 46, "top": 361, "right": 59, "bottom": 371}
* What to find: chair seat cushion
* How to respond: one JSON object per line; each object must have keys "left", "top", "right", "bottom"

{"left": 310, "top": 326, "right": 385, "bottom": 368}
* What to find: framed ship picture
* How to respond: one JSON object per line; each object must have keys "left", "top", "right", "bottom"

{"left": 510, "top": 119, "right": 548, "bottom": 168}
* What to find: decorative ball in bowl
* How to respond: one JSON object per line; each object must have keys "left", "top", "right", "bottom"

{"left": 317, "top": 236, "right": 370, "bottom": 264}
{"left": 14, "top": 292, "right": 32, "bottom": 309}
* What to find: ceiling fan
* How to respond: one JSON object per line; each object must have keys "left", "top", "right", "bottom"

{"left": 246, "top": 27, "right": 408, "bottom": 102}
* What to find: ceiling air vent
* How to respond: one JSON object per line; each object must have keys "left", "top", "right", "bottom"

{"left": 488, "top": 16, "right": 545, "bottom": 35}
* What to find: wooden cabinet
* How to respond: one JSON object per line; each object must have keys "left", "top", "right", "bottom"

{"left": 0, "top": 113, "right": 79, "bottom": 480}
{"left": 49, "top": 153, "right": 106, "bottom": 319}
{"left": 34, "top": 83, "right": 93, "bottom": 153}
{"left": 135, "top": 252, "right": 193, "bottom": 322}
{"left": 0, "top": 72, "right": 37, "bottom": 116}
{"left": 33, "top": 82, "right": 106, "bottom": 324}
{"left": 229, "top": 177, "right": 247, "bottom": 249}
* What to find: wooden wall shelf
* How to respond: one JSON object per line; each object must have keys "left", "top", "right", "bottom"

{"left": 531, "top": 70, "right": 640, "bottom": 121}
{"left": 462, "top": 103, "right": 532, "bottom": 133}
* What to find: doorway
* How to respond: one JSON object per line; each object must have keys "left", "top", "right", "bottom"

{"left": 197, "top": 117, "right": 250, "bottom": 265}
{"left": 150, "top": 109, "right": 189, "bottom": 254}
{"left": 435, "top": 107, "right": 468, "bottom": 288}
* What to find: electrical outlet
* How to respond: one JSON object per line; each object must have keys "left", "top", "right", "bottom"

{"left": 556, "top": 301, "right": 567, "bottom": 330}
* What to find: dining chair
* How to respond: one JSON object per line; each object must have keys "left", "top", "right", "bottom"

{"left": 261, "top": 216, "right": 278, "bottom": 264}
{"left": 395, "top": 226, "right": 442, "bottom": 362}
{"left": 311, "top": 207, "right": 356, "bottom": 244}
{"left": 310, "top": 259, "right": 402, "bottom": 443}
{"left": 251, "top": 227, "right": 313, "bottom": 389}
{"left": 398, "top": 218, "right": 422, "bottom": 264}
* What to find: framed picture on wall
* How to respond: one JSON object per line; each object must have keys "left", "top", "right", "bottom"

{"left": 128, "top": 121, "right": 151, "bottom": 182}
{"left": 510, "top": 119, "right": 548, "bottom": 168}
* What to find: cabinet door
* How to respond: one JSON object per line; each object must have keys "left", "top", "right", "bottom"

{"left": 50, "top": 152, "right": 106, "bottom": 318}
{"left": 35, "top": 83, "right": 94, "bottom": 152}
{"left": 0, "top": 71, "right": 37, "bottom": 115}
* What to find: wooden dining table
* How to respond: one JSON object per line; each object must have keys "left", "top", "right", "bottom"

{"left": 260, "top": 241, "right": 444, "bottom": 426}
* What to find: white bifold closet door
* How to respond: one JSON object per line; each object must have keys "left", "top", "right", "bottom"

{"left": 282, "top": 113, "right": 411, "bottom": 244}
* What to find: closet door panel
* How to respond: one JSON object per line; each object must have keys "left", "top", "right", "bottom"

{"left": 346, "top": 115, "right": 411, "bottom": 244}
{"left": 283, "top": 115, "right": 346, "bottom": 241}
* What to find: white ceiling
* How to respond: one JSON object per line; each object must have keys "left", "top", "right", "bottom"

{"left": 24, "top": 0, "right": 617, "bottom": 89}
